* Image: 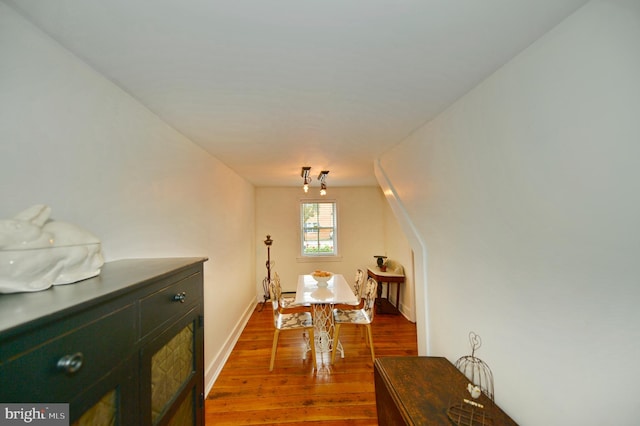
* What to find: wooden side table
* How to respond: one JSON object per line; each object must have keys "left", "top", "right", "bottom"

{"left": 374, "top": 356, "right": 518, "bottom": 425}
{"left": 367, "top": 267, "right": 404, "bottom": 315}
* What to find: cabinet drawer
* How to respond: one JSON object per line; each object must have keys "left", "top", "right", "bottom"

{"left": 0, "top": 304, "right": 136, "bottom": 403}
{"left": 140, "top": 272, "right": 201, "bottom": 338}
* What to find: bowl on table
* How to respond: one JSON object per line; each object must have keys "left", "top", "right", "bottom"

{"left": 311, "top": 270, "right": 333, "bottom": 287}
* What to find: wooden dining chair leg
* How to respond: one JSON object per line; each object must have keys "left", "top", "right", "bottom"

{"left": 331, "top": 323, "right": 341, "bottom": 364}
{"left": 308, "top": 327, "right": 317, "bottom": 370}
{"left": 269, "top": 329, "right": 280, "bottom": 372}
{"left": 366, "top": 325, "right": 375, "bottom": 362}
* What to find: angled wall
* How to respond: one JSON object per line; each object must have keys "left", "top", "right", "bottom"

{"left": 377, "top": 1, "right": 640, "bottom": 424}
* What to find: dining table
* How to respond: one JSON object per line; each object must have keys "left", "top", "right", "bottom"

{"left": 293, "top": 273, "right": 359, "bottom": 360}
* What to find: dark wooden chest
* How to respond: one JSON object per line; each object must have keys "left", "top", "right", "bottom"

{"left": 374, "top": 356, "right": 518, "bottom": 425}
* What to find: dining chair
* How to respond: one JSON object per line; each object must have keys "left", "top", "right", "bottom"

{"left": 353, "top": 268, "right": 365, "bottom": 299}
{"left": 273, "top": 271, "right": 310, "bottom": 310}
{"left": 269, "top": 281, "right": 317, "bottom": 372}
{"left": 331, "top": 277, "right": 378, "bottom": 364}
{"left": 272, "top": 271, "right": 295, "bottom": 308}
{"left": 334, "top": 268, "right": 366, "bottom": 311}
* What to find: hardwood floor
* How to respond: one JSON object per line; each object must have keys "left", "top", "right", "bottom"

{"left": 206, "top": 302, "right": 418, "bottom": 425}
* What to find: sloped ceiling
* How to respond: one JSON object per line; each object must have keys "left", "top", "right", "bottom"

{"left": 6, "top": 0, "right": 589, "bottom": 187}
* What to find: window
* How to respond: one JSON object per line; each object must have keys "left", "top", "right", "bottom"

{"left": 300, "top": 201, "right": 337, "bottom": 256}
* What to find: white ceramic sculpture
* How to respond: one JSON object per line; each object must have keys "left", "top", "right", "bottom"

{"left": 0, "top": 205, "right": 104, "bottom": 294}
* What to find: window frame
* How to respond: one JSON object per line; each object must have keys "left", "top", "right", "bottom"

{"left": 298, "top": 199, "right": 340, "bottom": 261}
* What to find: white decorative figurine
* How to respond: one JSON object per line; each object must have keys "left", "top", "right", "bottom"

{"left": 467, "top": 383, "right": 482, "bottom": 399}
{"left": 0, "top": 205, "right": 104, "bottom": 293}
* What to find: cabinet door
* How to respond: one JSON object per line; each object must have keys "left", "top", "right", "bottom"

{"left": 0, "top": 304, "right": 139, "bottom": 426}
{"left": 70, "top": 356, "right": 138, "bottom": 426}
{"left": 140, "top": 307, "right": 204, "bottom": 426}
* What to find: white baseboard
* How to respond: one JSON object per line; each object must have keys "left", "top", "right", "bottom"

{"left": 398, "top": 301, "right": 414, "bottom": 323}
{"left": 204, "top": 299, "right": 257, "bottom": 396}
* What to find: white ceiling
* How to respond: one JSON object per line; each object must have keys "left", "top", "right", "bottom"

{"left": 6, "top": 0, "right": 589, "bottom": 187}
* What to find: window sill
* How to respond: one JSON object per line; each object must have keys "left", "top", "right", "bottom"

{"left": 296, "top": 256, "right": 343, "bottom": 263}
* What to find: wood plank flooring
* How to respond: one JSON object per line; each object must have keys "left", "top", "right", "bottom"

{"left": 206, "top": 302, "right": 418, "bottom": 425}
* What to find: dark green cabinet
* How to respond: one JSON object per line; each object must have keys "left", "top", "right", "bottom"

{"left": 0, "top": 257, "right": 206, "bottom": 426}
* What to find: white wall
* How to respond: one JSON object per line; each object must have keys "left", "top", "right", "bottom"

{"left": 255, "top": 186, "right": 401, "bottom": 296}
{"left": 382, "top": 198, "right": 414, "bottom": 320}
{"left": 0, "top": 3, "right": 256, "bottom": 393}
{"left": 378, "top": 0, "right": 640, "bottom": 424}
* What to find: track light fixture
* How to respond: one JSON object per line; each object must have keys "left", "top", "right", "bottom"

{"left": 318, "top": 171, "right": 329, "bottom": 196}
{"left": 300, "top": 167, "right": 330, "bottom": 194}
{"left": 301, "top": 167, "right": 311, "bottom": 193}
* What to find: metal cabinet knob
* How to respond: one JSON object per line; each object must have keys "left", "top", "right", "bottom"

{"left": 57, "top": 352, "right": 84, "bottom": 374}
{"left": 173, "top": 291, "right": 186, "bottom": 303}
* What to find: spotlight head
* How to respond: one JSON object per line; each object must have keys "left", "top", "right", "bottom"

{"left": 301, "top": 167, "right": 312, "bottom": 193}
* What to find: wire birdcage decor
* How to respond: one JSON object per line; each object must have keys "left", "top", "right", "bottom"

{"left": 447, "top": 332, "right": 495, "bottom": 426}
{"left": 456, "top": 332, "right": 494, "bottom": 402}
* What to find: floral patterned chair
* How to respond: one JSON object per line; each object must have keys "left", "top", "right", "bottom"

{"left": 331, "top": 277, "right": 378, "bottom": 364}
{"left": 334, "top": 268, "right": 366, "bottom": 311}
{"left": 272, "top": 271, "right": 295, "bottom": 307}
{"left": 353, "top": 268, "right": 365, "bottom": 299}
{"left": 272, "top": 271, "right": 311, "bottom": 311}
{"left": 269, "top": 281, "right": 317, "bottom": 372}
